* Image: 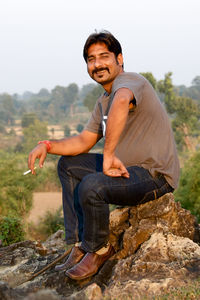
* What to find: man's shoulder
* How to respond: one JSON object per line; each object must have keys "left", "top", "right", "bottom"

{"left": 115, "top": 72, "right": 146, "bottom": 82}
{"left": 111, "top": 72, "right": 147, "bottom": 96}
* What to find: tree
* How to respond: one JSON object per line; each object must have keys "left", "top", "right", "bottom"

{"left": 192, "top": 76, "right": 200, "bottom": 86}
{"left": 157, "top": 72, "right": 177, "bottom": 114}
{"left": 76, "top": 123, "right": 84, "bottom": 133}
{"left": 79, "top": 83, "right": 96, "bottom": 101}
{"left": 0, "top": 151, "right": 37, "bottom": 217}
{"left": 0, "top": 93, "right": 16, "bottom": 125}
{"left": 140, "top": 72, "right": 157, "bottom": 89}
{"left": 64, "top": 124, "right": 71, "bottom": 137}
{"left": 37, "top": 88, "right": 50, "bottom": 97}
{"left": 0, "top": 123, "right": 6, "bottom": 133}
{"left": 21, "top": 113, "right": 37, "bottom": 128}
{"left": 84, "top": 84, "right": 104, "bottom": 111}
{"left": 22, "top": 119, "right": 48, "bottom": 152}
{"left": 175, "top": 150, "right": 200, "bottom": 222}
{"left": 50, "top": 83, "right": 79, "bottom": 120}
{"left": 157, "top": 73, "right": 200, "bottom": 152}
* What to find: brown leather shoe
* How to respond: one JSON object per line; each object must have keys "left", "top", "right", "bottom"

{"left": 65, "top": 244, "right": 115, "bottom": 280}
{"left": 55, "top": 246, "right": 86, "bottom": 271}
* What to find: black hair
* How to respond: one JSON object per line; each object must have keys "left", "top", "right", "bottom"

{"left": 83, "top": 30, "right": 122, "bottom": 62}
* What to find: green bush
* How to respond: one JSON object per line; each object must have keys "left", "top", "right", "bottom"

{"left": 175, "top": 150, "right": 200, "bottom": 222}
{"left": 38, "top": 207, "right": 64, "bottom": 236}
{"left": 76, "top": 123, "right": 84, "bottom": 133}
{"left": 0, "top": 215, "right": 25, "bottom": 246}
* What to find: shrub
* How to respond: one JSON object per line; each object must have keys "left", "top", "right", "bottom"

{"left": 76, "top": 123, "right": 84, "bottom": 133}
{"left": 0, "top": 215, "right": 25, "bottom": 246}
{"left": 175, "top": 150, "right": 200, "bottom": 222}
{"left": 38, "top": 207, "right": 64, "bottom": 237}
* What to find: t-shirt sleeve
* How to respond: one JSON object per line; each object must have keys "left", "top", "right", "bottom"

{"left": 111, "top": 72, "right": 145, "bottom": 105}
{"left": 84, "top": 98, "right": 103, "bottom": 135}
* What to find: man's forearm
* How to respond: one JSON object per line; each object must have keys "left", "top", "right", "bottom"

{"left": 28, "top": 130, "right": 100, "bottom": 173}
{"left": 48, "top": 131, "right": 100, "bottom": 156}
{"left": 48, "top": 135, "right": 88, "bottom": 156}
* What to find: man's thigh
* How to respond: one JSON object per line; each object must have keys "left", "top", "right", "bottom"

{"left": 81, "top": 166, "right": 172, "bottom": 207}
{"left": 58, "top": 153, "right": 103, "bottom": 180}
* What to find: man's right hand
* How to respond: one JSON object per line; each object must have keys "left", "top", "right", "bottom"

{"left": 28, "top": 143, "right": 48, "bottom": 174}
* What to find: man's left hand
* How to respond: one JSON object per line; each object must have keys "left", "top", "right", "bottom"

{"left": 103, "top": 155, "right": 129, "bottom": 178}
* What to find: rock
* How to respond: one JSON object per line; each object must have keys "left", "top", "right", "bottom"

{"left": 23, "top": 289, "right": 60, "bottom": 300}
{"left": 43, "top": 230, "right": 66, "bottom": 251}
{"left": 0, "top": 281, "right": 27, "bottom": 300}
{"left": 109, "top": 193, "right": 200, "bottom": 259}
{"left": 68, "top": 283, "right": 102, "bottom": 300}
{"left": 103, "top": 231, "right": 200, "bottom": 299}
{"left": 0, "top": 193, "right": 199, "bottom": 299}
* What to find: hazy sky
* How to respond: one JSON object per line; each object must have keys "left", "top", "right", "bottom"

{"left": 0, "top": 0, "right": 199, "bottom": 94}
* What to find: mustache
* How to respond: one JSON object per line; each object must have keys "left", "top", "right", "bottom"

{"left": 92, "top": 67, "right": 110, "bottom": 75}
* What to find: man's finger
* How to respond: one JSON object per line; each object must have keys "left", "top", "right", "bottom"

{"left": 39, "top": 152, "right": 46, "bottom": 168}
{"left": 118, "top": 163, "right": 130, "bottom": 178}
{"left": 28, "top": 154, "right": 36, "bottom": 174}
{"left": 121, "top": 171, "right": 130, "bottom": 178}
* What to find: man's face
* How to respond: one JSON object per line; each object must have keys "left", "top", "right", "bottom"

{"left": 86, "top": 42, "right": 123, "bottom": 90}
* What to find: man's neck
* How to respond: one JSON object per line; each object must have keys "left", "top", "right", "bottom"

{"left": 102, "top": 70, "right": 124, "bottom": 94}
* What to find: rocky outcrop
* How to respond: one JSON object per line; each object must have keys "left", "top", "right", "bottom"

{"left": 109, "top": 192, "right": 200, "bottom": 258}
{"left": 0, "top": 193, "right": 199, "bottom": 299}
{"left": 104, "top": 231, "right": 200, "bottom": 299}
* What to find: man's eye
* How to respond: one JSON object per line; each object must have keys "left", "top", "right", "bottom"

{"left": 88, "top": 57, "right": 95, "bottom": 62}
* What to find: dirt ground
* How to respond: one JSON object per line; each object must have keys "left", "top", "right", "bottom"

{"left": 28, "top": 192, "right": 62, "bottom": 224}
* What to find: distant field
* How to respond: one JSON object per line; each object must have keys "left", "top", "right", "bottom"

{"left": 28, "top": 192, "right": 62, "bottom": 224}
{"left": 6, "top": 125, "right": 65, "bottom": 139}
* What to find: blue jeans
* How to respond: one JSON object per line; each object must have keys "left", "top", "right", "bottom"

{"left": 57, "top": 153, "right": 173, "bottom": 252}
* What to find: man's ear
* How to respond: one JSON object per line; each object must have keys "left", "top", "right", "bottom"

{"left": 117, "top": 53, "right": 123, "bottom": 67}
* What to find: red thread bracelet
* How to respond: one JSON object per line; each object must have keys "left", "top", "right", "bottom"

{"left": 38, "top": 140, "right": 51, "bottom": 152}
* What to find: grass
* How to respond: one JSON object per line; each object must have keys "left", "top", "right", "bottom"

{"left": 144, "top": 278, "right": 200, "bottom": 300}
{"left": 102, "top": 278, "right": 200, "bottom": 300}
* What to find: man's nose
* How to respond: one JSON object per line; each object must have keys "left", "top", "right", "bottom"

{"left": 94, "top": 58, "right": 102, "bottom": 68}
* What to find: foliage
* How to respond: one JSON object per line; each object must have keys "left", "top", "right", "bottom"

{"left": 64, "top": 124, "right": 71, "bottom": 136}
{"left": 0, "top": 93, "right": 16, "bottom": 125}
{"left": 158, "top": 72, "right": 177, "bottom": 114}
{"left": 76, "top": 123, "right": 84, "bottom": 133}
{"left": 21, "top": 119, "right": 48, "bottom": 152}
{"left": 0, "top": 123, "right": 6, "bottom": 133}
{"left": 174, "top": 150, "right": 200, "bottom": 222}
{"left": 84, "top": 84, "right": 104, "bottom": 111}
{"left": 158, "top": 73, "right": 200, "bottom": 151}
{"left": 176, "top": 76, "right": 200, "bottom": 102}
{"left": 0, "top": 151, "right": 60, "bottom": 218}
{"left": 154, "top": 278, "right": 200, "bottom": 299}
{"left": 192, "top": 76, "right": 200, "bottom": 86}
{"left": 0, "top": 151, "right": 37, "bottom": 217}
{"left": 37, "top": 207, "right": 64, "bottom": 236}
{"left": 140, "top": 72, "right": 157, "bottom": 89}
{"left": 21, "top": 113, "right": 38, "bottom": 128}
{"left": 0, "top": 215, "right": 25, "bottom": 246}
{"left": 172, "top": 97, "right": 200, "bottom": 151}
{"left": 78, "top": 83, "right": 96, "bottom": 101}
{"left": 50, "top": 83, "right": 79, "bottom": 121}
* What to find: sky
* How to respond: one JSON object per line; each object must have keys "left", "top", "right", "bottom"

{"left": 0, "top": 0, "right": 199, "bottom": 94}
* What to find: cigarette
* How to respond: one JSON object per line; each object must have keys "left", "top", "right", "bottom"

{"left": 23, "top": 167, "right": 37, "bottom": 175}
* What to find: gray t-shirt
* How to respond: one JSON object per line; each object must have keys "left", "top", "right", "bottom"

{"left": 85, "top": 72, "right": 180, "bottom": 189}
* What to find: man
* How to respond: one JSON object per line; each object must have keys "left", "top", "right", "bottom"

{"left": 28, "top": 31, "right": 180, "bottom": 280}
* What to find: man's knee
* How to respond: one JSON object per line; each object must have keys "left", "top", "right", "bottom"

{"left": 57, "top": 156, "right": 66, "bottom": 176}
{"left": 57, "top": 155, "right": 77, "bottom": 175}
{"left": 78, "top": 174, "right": 104, "bottom": 206}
